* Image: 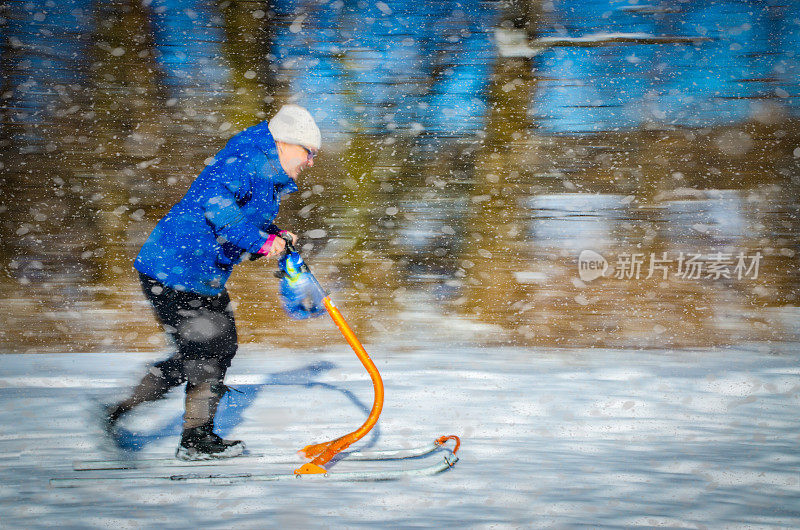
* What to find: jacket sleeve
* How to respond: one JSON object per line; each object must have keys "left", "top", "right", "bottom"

{"left": 202, "top": 155, "right": 271, "bottom": 254}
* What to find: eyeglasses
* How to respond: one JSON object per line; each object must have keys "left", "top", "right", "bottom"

{"left": 302, "top": 147, "right": 318, "bottom": 162}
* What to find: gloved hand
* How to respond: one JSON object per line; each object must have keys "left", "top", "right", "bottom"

{"left": 257, "top": 231, "right": 297, "bottom": 258}
{"left": 278, "top": 251, "right": 326, "bottom": 319}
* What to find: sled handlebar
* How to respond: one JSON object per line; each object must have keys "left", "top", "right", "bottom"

{"left": 279, "top": 232, "right": 297, "bottom": 253}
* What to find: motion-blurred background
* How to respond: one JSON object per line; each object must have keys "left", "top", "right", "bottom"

{"left": 1, "top": 0, "right": 798, "bottom": 353}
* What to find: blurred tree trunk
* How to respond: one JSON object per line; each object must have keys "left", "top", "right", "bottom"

{"left": 217, "top": 0, "right": 282, "bottom": 128}
{"left": 507, "top": 0, "right": 542, "bottom": 38}
{"left": 331, "top": 134, "right": 396, "bottom": 305}
{"left": 457, "top": 1, "right": 541, "bottom": 331}
{"left": 85, "top": 0, "right": 166, "bottom": 290}
{"left": 321, "top": 42, "right": 400, "bottom": 307}
{"left": 0, "top": 7, "right": 16, "bottom": 264}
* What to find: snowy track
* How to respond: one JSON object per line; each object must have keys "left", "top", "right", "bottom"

{"left": 1, "top": 344, "right": 799, "bottom": 527}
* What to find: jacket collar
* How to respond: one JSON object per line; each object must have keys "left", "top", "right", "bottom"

{"left": 251, "top": 121, "right": 298, "bottom": 196}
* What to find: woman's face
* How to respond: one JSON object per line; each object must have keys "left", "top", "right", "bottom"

{"left": 277, "top": 142, "right": 316, "bottom": 179}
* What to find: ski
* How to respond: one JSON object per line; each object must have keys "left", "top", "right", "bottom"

{"left": 74, "top": 442, "right": 446, "bottom": 471}
{"left": 51, "top": 453, "right": 458, "bottom": 487}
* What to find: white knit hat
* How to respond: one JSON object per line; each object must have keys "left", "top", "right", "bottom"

{"left": 268, "top": 104, "right": 321, "bottom": 151}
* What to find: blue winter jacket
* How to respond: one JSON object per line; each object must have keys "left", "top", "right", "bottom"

{"left": 134, "top": 122, "right": 297, "bottom": 295}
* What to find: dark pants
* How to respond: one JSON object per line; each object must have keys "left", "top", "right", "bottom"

{"left": 139, "top": 272, "right": 238, "bottom": 389}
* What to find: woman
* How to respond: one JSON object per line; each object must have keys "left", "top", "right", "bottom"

{"left": 104, "top": 104, "right": 320, "bottom": 460}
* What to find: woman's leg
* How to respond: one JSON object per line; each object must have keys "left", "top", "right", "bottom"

{"left": 104, "top": 275, "right": 190, "bottom": 423}
{"left": 171, "top": 289, "right": 244, "bottom": 458}
{"left": 171, "top": 288, "right": 238, "bottom": 430}
{"left": 105, "top": 359, "right": 184, "bottom": 423}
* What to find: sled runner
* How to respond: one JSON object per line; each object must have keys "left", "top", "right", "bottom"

{"left": 72, "top": 437, "right": 460, "bottom": 471}
{"left": 51, "top": 437, "right": 459, "bottom": 487}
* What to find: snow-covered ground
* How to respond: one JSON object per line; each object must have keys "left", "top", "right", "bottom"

{"left": 1, "top": 343, "right": 799, "bottom": 527}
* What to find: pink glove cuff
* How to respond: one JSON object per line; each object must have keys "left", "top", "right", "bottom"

{"left": 257, "top": 234, "right": 277, "bottom": 255}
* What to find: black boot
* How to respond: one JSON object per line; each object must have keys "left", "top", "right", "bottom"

{"left": 176, "top": 422, "right": 245, "bottom": 460}
{"left": 101, "top": 403, "right": 125, "bottom": 432}
{"left": 93, "top": 401, "right": 126, "bottom": 449}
